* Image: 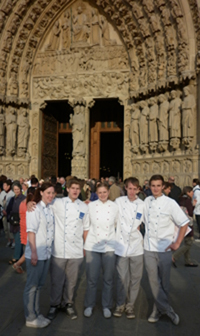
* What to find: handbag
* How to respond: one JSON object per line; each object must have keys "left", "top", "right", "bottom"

{"left": 10, "top": 213, "right": 20, "bottom": 226}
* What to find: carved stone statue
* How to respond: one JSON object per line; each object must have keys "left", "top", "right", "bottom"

{"left": 139, "top": 100, "right": 149, "bottom": 153}
{"left": 169, "top": 90, "right": 181, "bottom": 149}
{"left": 131, "top": 2, "right": 144, "bottom": 19}
{"left": 182, "top": 86, "right": 195, "bottom": 148}
{"left": 148, "top": 97, "right": 158, "bottom": 151}
{"left": 100, "top": 16, "right": 116, "bottom": 46}
{"left": 62, "top": 11, "right": 71, "bottom": 49}
{"left": 6, "top": 107, "right": 17, "bottom": 156}
{"left": 0, "top": 108, "right": 5, "bottom": 155}
{"left": 70, "top": 102, "right": 86, "bottom": 156}
{"left": 72, "top": 5, "right": 90, "bottom": 43}
{"left": 17, "top": 108, "right": 29, "bottom": 157}
{"left": 91, "top": 9, "right": 100, "bottom": 45}
{"left": 46, "top": 20, "right": 61, "bottom": 50}
{"left": 158, "top": 94, "right": 169, "bottom": 152}
{"left": 130, "top": 104, "right": 140, "bottom": 153}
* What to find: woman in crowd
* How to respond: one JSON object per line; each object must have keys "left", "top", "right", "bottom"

{"left": 172, "top": 186, "right": 198, "bottom": 267}
{"left": 193, "top": 178, "right": 200, "bottom": 241}
{"left": 23, "top": 182, "right": 55, "bottom": 328}
{"left": 84, "top": 182, "right": 118, "bottom": 318}
{"left": 12, "top": 187, "right": 36, "bottom": 274}
{"left": 7, "top": 181, "right": 26, "bottom": 264}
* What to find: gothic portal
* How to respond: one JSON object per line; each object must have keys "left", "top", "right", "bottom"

{"left": 0, "top": 0, "right": 200, "bottom": 186}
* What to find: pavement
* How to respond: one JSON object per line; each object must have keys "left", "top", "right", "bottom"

{"left": 0, "top": 225, "right": 200, "bottom": 336}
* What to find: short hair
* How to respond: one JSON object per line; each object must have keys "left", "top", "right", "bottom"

{"left": 4, "top": 179, "right": 12, "bottom": 187}
{"left": 163, "top": 182, "right": 172, "bottom": 190}
{"left": 33, "top": 182, "right": 55, "bottom": 204}
{"left": 31, "top": 177, "right": 39, "bottom": 185}
{"left": 182, "top": 186, "right": 193, "bottom": 195}
{"left": 149, "top": 174, "right": 164, "bottom": 185}
{"left": 50, "top": 175, "right": 57, "bottom": 185}
{"left": 193, "top": 178, "right": 200, "bottom": 185}
{"left": 125, "top": 177, "right": 139, "bottom": 188}
{"left": 67, "top": 178, "right": 81, "bottom": 189}
{"left": 96, "top": 182, "right": 109, "bottom": 191}
{"left": 12, "top": 180, "right": 22, "bottom": 191}
{"left": 55, "top": 182, "right": 62, "bottom": 194}
{"left": 108, "top": 176, "right": 116, "bottom": 184}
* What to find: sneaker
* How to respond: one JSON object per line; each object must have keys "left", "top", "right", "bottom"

{"left": 26, "top": 317, "right": 49, "bottom": 328}
{"left": 84, "top": 307, "right": 93, "bottom": 317}
{"left": 11, "top": 242, "right": 15, "bottom": 249}
{"left": 38, "top": 314, "right": 51, "bottom": 325}
{"left": 47, "top": 307, "right": 58, "bottom": 320}
{"left": 166, "top": 308, "right": 180, "bottom": 325}
{"left": 125, "top": 307, "right": 135, "bottom": 319}
{"left": 6, "top": 242, "right": 11, "bottom": 247}
{"left": 113, "top": 306, "right": 124, "bottom": 317}
{"left": 103, "top": 308, "right": 111, "bottom": 319}
{"left": 148, "top": 309, "right": 161, "bottom": 323}
{"left": 65, "top": 304, "right": 77, "bottom": 320}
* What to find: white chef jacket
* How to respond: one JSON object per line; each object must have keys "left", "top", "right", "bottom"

{"left": 51, "top": 197, "right": 89, "bottom": 259}
{"left": 25, "top": 201, "right": 54, "bottom": 260}
{"left": 84, "top": 199, "right": 118, "bottom": 253}
{"left": 143, "top": 194, "right": 189, "bottom": 252}
{"left": 115, "top": 196, "right": 144, "bottom": 257}
{"left": 193, "top": 185, "right": 200, "bottom": 215}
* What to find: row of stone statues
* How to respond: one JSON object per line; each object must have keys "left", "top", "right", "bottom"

{"left": 0, "top": 106, "right": 29, "bottom": 157}
{"left": 129, "top": 85, "right": 195, "bottom": 154}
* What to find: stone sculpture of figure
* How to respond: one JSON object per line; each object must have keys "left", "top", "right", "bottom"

{"left": 130, "top": 104, "right": 140, "bottom": 153}
{"left": 62, "top": 11, "right": 71, "bottom": 49}
{"left": 139, "top": 100, "right": 149, "bottom": 153}
{"left": 142, "top": 0, "right": 154, "bottom": 12}
{"left": 100, "top": 16, "right": 116, "bottom": 46}
{"left": 158, "top": 94, "right": 169, "bottom": 152}
{"left": 131, "top": 2, "right": 144, "bottom": 19}
{"left": 0, "top": 108, "right": 5, "bottom": 155}
{"left": 149, "top": 97, "right": 158, "bottom": 144}
{"left": 47, "top": 20, "right": 61, "bottom": 50}
{"left": 70, "top": 103, "right": 86, "bottom": 156}
{"left": 17, "top": 108, "right": 29, "bottom": 157}
{"left": 6, "top": 107, "right": 17, "bottom": 156}
{"left": 182, "top": 86, "right": 195, "bottom": 148}
{"left": 91, "top": 9, "right": 100, "bottom": 45}
{"left": 72, "top": 5, "right": 90, "bottom": 43}
{"left": 168, "top": 90, "right": 181, "bottom": 138}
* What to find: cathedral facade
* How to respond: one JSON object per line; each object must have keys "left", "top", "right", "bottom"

{"left": 0, "top": 0, "right": 200, "bottom": 186}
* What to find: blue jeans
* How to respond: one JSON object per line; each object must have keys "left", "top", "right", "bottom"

{"left": 23, "top": 258, "right": 50, "bottom": 321}
{"left": 13, "top": 231, "right": 23, "bottom": 260}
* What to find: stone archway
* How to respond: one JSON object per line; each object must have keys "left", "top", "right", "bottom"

{"left": 0, "top": 0, "right": 199, "bottom": 186}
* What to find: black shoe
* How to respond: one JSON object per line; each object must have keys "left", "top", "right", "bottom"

{"left": 65, "top": 304, "right": 77, "bottom": 320}
{"left": 185, "top": 263, "right": 198, "bottom": 267}
{"left": 47, "top": 306, "right": 58, "bottom": 320}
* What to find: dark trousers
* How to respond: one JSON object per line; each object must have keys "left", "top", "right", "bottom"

{"left": 195, "top": 215, "right": 200, "bottom": 237}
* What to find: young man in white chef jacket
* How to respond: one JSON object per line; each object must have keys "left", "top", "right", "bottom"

{"left": 113, "top": 177, "right": 144, "bottom": 318}
{"left": 144, "top": 174, "right": 189, "bottom": 325}
{"left": 47, "top": 179, "right": 89, "bottom": 320}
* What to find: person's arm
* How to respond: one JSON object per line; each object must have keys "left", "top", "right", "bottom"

{"left": 83, "top": 230, "right": 89, "bottom": 242}
{"left": 166, "top": 224, "right": 188, "bottom": 251}
{"left": 28, "top": 232, "right": 38, "bottom": 265}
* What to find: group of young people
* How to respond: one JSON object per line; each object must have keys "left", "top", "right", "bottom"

{"left": 24, "top": 175, "right": 189, "bottom": 328}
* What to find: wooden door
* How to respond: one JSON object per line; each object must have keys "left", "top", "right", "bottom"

{"left": 42, "top": 113, "right": 58, "bottom": 178}
{"left": 90, "top": 121, "right": 101, "bottom": 179}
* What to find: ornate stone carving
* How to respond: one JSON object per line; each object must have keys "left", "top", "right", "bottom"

{"left": 169, "top": 90, "right": 181, "bottom": 150}
{"left": 130, "top": 104, "right": 140, "bottom": 154}
{"left": 70, "top": 99, "right": 86, "bottom": 157}
{"left": 0, "top": 11, "right": 6, "bottom": 33}
{"left": 46, "top": 20, "right": 61, "bottom": 50}
{"left": 148, "top": 97, "right": 158, "bottom": 152}
{"left": 62, "top": 11, "right": 71, "bottom": 49}
{"left": 91, "top": 9, "right": 100, "bottom": 45}
{"left": 131, "top": 2, "right": 144, "bottom": 19}
{"left": 72, "top": 4, "right": 90, "bottom": 44}
{"left": 0, "top": 108, "right": 5, "bottom": 155}
{"left": 182, "top": 85, "right": 195, "bottom": 148}
{"left": 158, "top": 94, "right": 169, "bottom": 152}
{"left": 139, "top": 100, "right": 149, "bottom": 153}
{"left": 6, "top": 107, "right": 17, "bottom": 156}
{"left": 17, "top": 108, "right": 29, "bottom": 157}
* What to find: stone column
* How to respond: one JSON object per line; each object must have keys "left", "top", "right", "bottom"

{"left": 121, "top": 98, "right": 132, "bottom": 179}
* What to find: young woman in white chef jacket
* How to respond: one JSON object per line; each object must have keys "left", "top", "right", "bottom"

{"left": 83, "top": 182, "right": 118, "bottom": 319}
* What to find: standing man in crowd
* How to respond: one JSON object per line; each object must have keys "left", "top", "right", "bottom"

{"left": 143, "top": 180, "right": 152, "bottom": 197}
{"left": 114, "top": 177, "right": 144, "bottom": 319}
{"left": 143, "top": 175, "right": 189, "bottom": 325}
{"left": 108, "top": 176, "right": 121, "bottom": 201}
{"left": 168, "top": 176, "right": 181, "bottom": 203}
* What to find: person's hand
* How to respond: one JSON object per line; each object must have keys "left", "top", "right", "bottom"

{"left": 2, "top": 210, "right": 6, "bottom": 216}
{"left": 84, "top": 200, "right": 90, "bottom": 204}
{"left": 165, "top": 242, "right": 180, "bottom": 251}
{"left": 27, "top": 201, "right": 36, "bottom": 212}
{"left": 193, "top": 199, "right": 197, "bottom": 206}
{"left": 31, "top": 251, "right": 38, "bottom": 266}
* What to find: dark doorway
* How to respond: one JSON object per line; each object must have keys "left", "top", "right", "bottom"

{"left": 58, "top": 133, "right": 72, "bottom": 177}
{"left": 90, "top": 98, "right": 124, "bottom": 179}
{"left": 100, "top": 132, "right": 123, "bottom": 178}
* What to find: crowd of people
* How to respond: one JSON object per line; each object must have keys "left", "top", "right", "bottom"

{"left": 0, "top": 173, "right": 199, "bottom": 329}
